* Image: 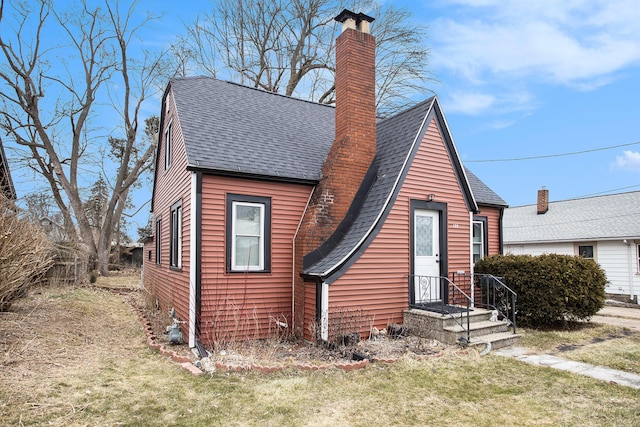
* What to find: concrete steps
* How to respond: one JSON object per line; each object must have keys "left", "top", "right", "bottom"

{"left": 403, "top": 307, "right": 520, "bottom": 350}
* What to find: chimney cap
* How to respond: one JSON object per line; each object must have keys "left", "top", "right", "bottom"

{"left": 335, "top": 9, "right": 375, "bottom": 25}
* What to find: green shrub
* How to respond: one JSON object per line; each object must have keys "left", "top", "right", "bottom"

{"left": 475, "top": 253, "right": 606, "bottom": 327}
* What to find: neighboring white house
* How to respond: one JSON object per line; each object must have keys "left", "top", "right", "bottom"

{"left": 503, "top": 188, "right": 640, "bottom": 304}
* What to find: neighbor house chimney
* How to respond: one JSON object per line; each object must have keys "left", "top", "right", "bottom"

{"left": 537, "top": 187, "right": 549, "bottom": 214}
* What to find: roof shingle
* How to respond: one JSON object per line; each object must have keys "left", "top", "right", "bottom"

{"left": 503, "top": 191, "right": 640, "bottom": 243}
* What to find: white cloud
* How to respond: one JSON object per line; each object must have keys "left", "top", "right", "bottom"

{"left": 488, "top": 119, "right": 515, "bottom": 130}
{"left": 444, "top": 90, "right": 534, "bottom": 116}
{"left": 613, "top": 150, "right": 640, "bottom": 172}
{"left": 431, "top": 0, "right": 640, "bottom": 88}
{"left": 445, "top": 92, "right": 494, "bottom": 115}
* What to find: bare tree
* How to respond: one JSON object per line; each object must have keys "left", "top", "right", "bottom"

{"left": 0, "top": 0, "right": 163, "bottom": 274}
{"left": 177, "top": 0, "right": 433, "bottom": 116}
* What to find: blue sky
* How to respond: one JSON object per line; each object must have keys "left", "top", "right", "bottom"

{"left": 6, "top": 0, "right": 640, "bottom": 237}
{"left": 402, "top": 0, "right": 640, "bottom": 206}
{"left": 156, "top": 0, "right": 640, "bottom": 207}
{"left": 142, "top": 0, "right": 640, "bottom": 213}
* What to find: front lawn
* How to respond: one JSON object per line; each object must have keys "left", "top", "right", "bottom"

{"left": 1, "top": 280, "right": 638, "bottom": 426}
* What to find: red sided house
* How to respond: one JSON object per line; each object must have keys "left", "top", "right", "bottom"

{"left": 144, "top": 10, "right": 509, "bottom": 351}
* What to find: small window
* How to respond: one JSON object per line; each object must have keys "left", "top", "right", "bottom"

{"left": 164, "top": 121, "right": 172, "bottom": 171}
{"left": 578, "top": 245, "right": 594, "bottom": 259}
{"left": 226, "top": 194, "right": 271, "bottom": 272}
{"left": 170, "top": 200, "right": 182, "bottom": 269}
{"left": 155, "top": 218, "right": 162, "bottom": 264}
{"left": 637, "top": 244, "right": 640, "bottom": 273}
{"left": 472, "top": 217, "right": 488, "bottom": 264}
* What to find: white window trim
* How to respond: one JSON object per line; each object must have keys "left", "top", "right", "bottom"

{"left": 575, "top": 242, "right": 597, "bottom": 260}
{"left": 472, "top": 220, "right": 485, "bottom": 263}
{"left": 231, "top": 201, "right": 265, "bottom": 271}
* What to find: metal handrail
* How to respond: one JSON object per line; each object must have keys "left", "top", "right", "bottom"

{"left": 475, "top": 274, "right": 517, "bottom": 333}
{"left": 409, "top": 275, "right": 472, "bottom": 343}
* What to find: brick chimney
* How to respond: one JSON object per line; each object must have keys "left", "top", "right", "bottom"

{"left": 537, "top": 187, "right": 549, "bottom": 214}
{"left": 299, "top": 10, "right": 376, "bottom": 244}
{"left": 293, "top": 10, "right": 376, "bottom": 338}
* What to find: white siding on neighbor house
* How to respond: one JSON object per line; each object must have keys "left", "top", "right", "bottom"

{"left": 598, "top": 240, "right": 640, "bottom": 298}
{"left": 504, "top": 242, "right": 574, "bottom": 257}
{"left": 504, "top": 240, "right": 640, "bottom": 301}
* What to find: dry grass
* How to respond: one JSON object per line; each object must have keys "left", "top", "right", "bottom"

{"left": 1, "top": 281, "right": 639, "bottom": 426}
{"left": 95, "top": 268, "right": 142, "bottom": 288}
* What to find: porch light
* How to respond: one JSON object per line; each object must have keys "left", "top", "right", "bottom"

{"left": 427, "top": 194, "right": 436, "bottom": 202}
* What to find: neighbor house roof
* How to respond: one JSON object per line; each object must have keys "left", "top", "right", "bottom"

{"left": 503, "top": 190, "right": 640, "bottom": 243}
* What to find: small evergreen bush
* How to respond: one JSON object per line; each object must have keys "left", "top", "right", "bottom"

{"left": 475, "top": 253, "right": 606, "bottom": 327}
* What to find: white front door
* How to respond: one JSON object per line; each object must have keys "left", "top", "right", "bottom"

{"left": 414, "top": 209, "right": 440, "bottom": 303}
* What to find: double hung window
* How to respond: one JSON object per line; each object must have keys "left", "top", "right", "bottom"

{"left": 473, "top": 217, "right": 488, "bottom": 264}
{"left": 227, "top": 194, "right": 271, "bottom": 272}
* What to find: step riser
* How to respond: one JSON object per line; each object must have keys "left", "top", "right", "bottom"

{"left": 470, "top": 335, "right": 521, "bottom": 350}
{"left": 404, "top": 309, "right": 507, "bottom": 328}
{"left": 445, "top": 324, "right": 511, "bottom": 340}
{"left": 440, "top": 313, "right": 503, "bottom": 328}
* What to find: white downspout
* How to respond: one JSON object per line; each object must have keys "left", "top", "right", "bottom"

{"left": 188, "top": 172, "right": 197, "bottom": 348}
{"left": 626, "top": 240, "right": 635, "bottom": 302}
{"left": 321, "top": 282, "right": 329, "bottom": 341}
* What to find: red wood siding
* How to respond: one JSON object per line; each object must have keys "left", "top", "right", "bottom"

{"left": 143, "top": 89, "right": 192, "bottom": 333}
{"left": 477, "top": 205, "right": 503, "bottom": 256}
{"left": 304, "top": 281, "right": 317, "bottom": 339}
{"left": 198, "top": 176, "right": 312, "bottom": 345}
{"left": 327, "top": 118, "right": 472, "bottom": 337}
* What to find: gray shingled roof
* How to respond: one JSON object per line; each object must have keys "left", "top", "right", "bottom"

{"left": 170, "top": 77, "right": 335, "bottom": 182}
{"left": 503, "top": 191, "right": 640, "bottom": 243}
{"left": 304, "top": 98, "right": 436, "bottom": 277}
{"left": 465, "top": 167, "right": 508, "bottom": 207}
{"left": 165, "top": 77, "right": 505, "bottom": 279}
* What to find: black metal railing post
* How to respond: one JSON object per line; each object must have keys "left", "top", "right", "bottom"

{"left": 474, "top": 274, "right": 517, "bottom": 334}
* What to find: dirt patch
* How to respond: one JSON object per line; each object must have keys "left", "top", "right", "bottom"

{"left": 553, "top": 330, "right": 640, "bottom": 354}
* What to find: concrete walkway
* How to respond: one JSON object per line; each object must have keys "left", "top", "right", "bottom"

{"left": 590, "top": 304, "right": 640, "bottom": 331}
{"left": 495, "top": 304, "right": 640, "bottom": 389}
{"left": 495, "top": 347, "right": 640, "bottom": 389}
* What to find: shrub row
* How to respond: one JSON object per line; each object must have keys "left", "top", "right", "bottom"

{"left": 475, "top": 253, "right": 606, "bottom": 327}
